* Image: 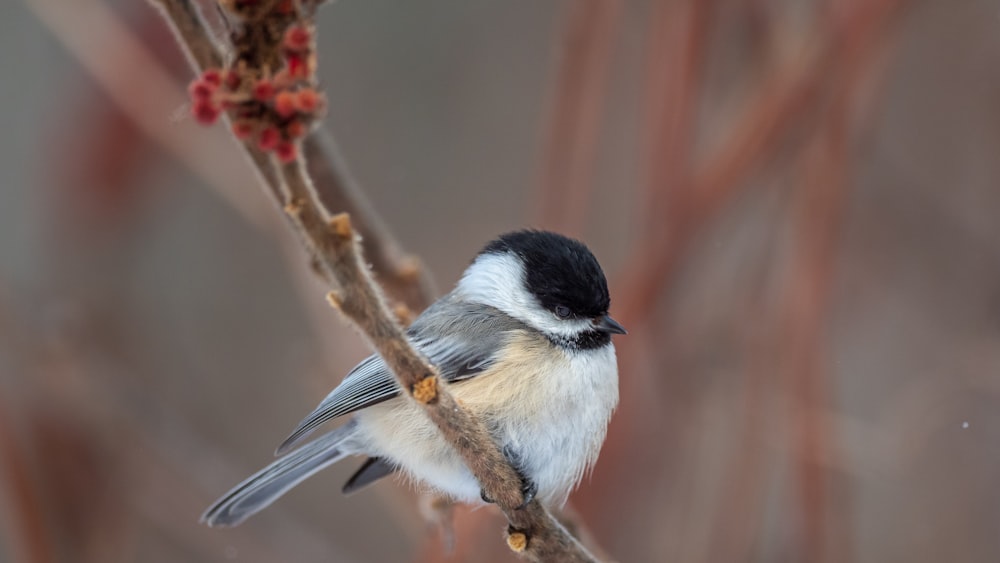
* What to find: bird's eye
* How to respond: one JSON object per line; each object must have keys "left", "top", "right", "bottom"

{"left": 554, "top": 305, "right": 571, "bottom": 319}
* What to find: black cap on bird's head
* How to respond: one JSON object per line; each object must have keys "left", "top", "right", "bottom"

{"left": 480, "top": 231, "right": 623, "bottom": 335}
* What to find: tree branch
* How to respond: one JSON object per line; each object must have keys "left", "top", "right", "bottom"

{"left": 149, "top": 0, "right": 597, "bottom": 559}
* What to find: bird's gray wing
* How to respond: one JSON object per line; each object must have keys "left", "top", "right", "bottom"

{"left": 275, "top": 301, "right": 525, "bottom": 455}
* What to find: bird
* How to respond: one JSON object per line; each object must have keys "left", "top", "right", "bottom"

{"left": 202, "top": 229, "right": 625, "bottom": 526}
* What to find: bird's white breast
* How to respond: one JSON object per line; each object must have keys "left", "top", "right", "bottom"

{"left": 352, "top": 332, "right": 619, "bottom": 507}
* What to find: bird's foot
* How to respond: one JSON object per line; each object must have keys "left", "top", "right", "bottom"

{"left": 480, "top": 473, "right": 537, "bottom": 510}
{"left": 481, "top": 447, "right": 537, "bottom": 510}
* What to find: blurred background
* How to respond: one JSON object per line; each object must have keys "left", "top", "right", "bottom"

{"left": 2, "top": 0, "right": 1000, "bottom": 561}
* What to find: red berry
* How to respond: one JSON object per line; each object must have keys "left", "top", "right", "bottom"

{"left": 192, "top": 100, "right": 220, "bottom": 125}
{"left": 252, "top": 79, "right": 275, "bottom": 102}
{"left": 202, "top": 69, "right": 222, "bottom": 86}
{"left": 223, "top": 70, "right": 242, "bottom": 91}
{"left": 274, "top": 91, "right": 297, "bottom": 118}
{"left": 286, "top": 54, "right": 308, "bottom": 79}
{"left": 275, "top": 140, "right": 298, "bottom": 163}
{"left": 231, "top": 120, "right": 255, "bottom": 140}
{"left": 285, "top": 120, "right": 307, "bottom": 139}
{"left": 283, "top": 25, "right": 312, "bottom": 52}
{"left": 188, "top": 79, "right": 215, "bottom": 100}
{"left": 293, "top": 88, "right": 322, "bottom": 114}
{"left": 257, "top": 126, "right": 280, "bottom": 151}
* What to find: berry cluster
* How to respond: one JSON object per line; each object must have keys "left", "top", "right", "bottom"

{"left": 188, "top": 22, "right": 324, "bottom": 163}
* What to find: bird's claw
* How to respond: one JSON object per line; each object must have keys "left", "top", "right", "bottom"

{"left": 480, "top": 473, "right": 537, "bottom": 510}
{"left": 481, "top": 446, "right": 536, "bottom": 509}
{"left": 516, "top": 477, "right": 537, "bottom": 509}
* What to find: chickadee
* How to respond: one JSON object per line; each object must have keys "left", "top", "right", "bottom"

{"left": 202, "top": 230, "right": 625, "bottom": 526}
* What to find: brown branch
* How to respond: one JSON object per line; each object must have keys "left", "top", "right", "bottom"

{"left": 150, "top": 1, "right": 596, "bottom": 559}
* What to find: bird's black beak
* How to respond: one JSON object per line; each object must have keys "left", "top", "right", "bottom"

{"left": 594, "top": 314, "right": 627, "bottom": 335}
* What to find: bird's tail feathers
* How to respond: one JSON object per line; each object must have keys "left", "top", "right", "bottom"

{"left": 201, "top": 423, "right": 355, "bottom": 527}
